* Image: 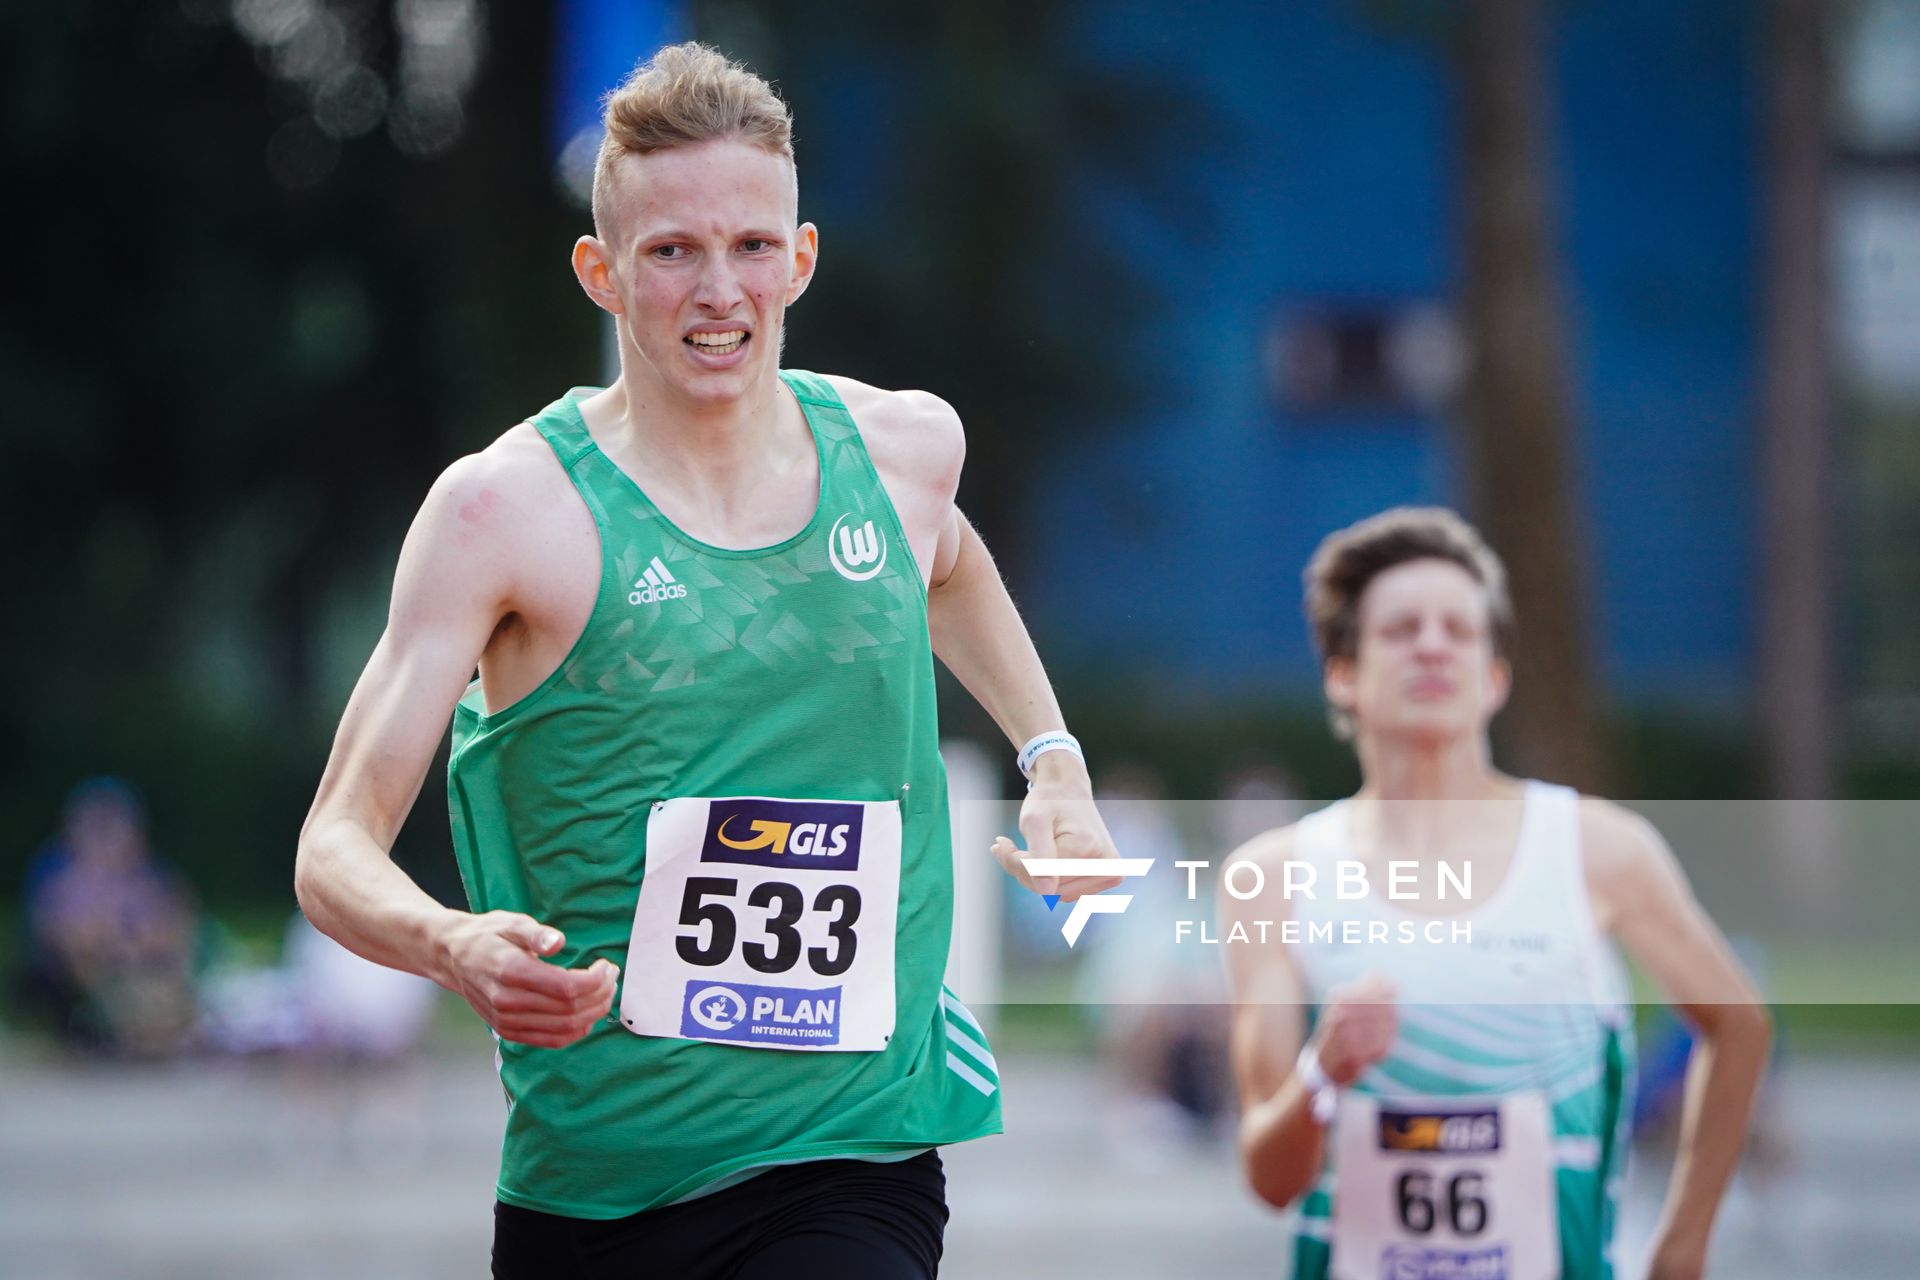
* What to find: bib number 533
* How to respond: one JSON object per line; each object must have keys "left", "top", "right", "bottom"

{"left": 675, "top": 877, "right": 861, "bottom": 976}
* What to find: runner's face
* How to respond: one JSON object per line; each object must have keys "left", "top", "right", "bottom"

{"left": 592, "top": 140, "right": 815, "bottom": 405}
{"left": 1331, "top": 558, "right": 1509, "bottom": 743}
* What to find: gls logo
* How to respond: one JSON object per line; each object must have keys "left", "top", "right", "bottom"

{"left": 629, "top": 555, "right": 689, "bottom": 605}
{"left": 1017, "top": 857, "right": 1156, "bottom": 947}
{"left": 1380, "top": 1106, "right": 1502, "bottom": 1154}
{"left": 701, "top": 799, "right": 865, "bottom": 871}
{"left": 714, "top": 814, "right": 852, "bottom": 860}
{"left": 828, "top": 514, "right": 887, "bottom": 581}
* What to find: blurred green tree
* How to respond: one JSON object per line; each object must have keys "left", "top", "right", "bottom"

{"left": 1453, "top": 0, "right": 1606, "bottom": 792}
{"left": 1359, "top": 0, "right": 1606, "bottom": 792}
{"left": 0, "top": 0, "right": 1219, "bottom": 909}
{"left": 726, "top": 0, "right": 1224, "bottom": 561}
{"left": 1757, "top": 0, "right": 1838, "bottom": 804}
{"left": 0, "top": 0, "right": 591, "bottom": 906}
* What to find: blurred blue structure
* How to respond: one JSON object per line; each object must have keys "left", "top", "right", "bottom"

{"left": 551, "top": 0, "right": 685, "bottom": 165}
{"left": 1026, "top": 0, "right": 1759, "bottom": 708}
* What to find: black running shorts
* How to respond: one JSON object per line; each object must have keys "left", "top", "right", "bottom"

{"left": 491, "top": 1150, "right": 949, "bottom": 1280}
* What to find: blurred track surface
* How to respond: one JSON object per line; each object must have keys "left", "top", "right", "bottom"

{"left": 0, "top": 1042, "right": 1912, "bottom": 1278}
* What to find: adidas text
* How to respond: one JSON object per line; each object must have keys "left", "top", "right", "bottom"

{"left": 629, "top": 555, "right": 689, "bottom": 606}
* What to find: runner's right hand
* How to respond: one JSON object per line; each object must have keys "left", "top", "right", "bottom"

{"left": 436, "top": 911, "right": 618, "bottom": 1048}
{"left": 1308, "top": 972, "right": 1398, "bottom": 1086}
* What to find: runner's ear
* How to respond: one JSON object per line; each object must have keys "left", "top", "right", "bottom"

{"left": 784, "top": 223, "right": 818, "bottom": 307}
{"left": 572, "top": 236, "right": 624, "bottom": 316}
{"left": 1485, "top": 656, "right": 1512, "bottom": 719}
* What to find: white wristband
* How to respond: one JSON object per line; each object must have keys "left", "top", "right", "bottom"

{"left": 1017, "top": 730, "right": 1084, "bottom": 781}
{"left": 1295, "top": 1042, "right": 1339, "bottom": 1126}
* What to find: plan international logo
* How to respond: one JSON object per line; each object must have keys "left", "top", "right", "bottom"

{"left": 1018, "top": 858, "right": 1155, "bottom": 947}
{"left": 682, "top": 980, "right": 844, "bottom": 1045}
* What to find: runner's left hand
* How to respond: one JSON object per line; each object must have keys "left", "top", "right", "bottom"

{"left": 990, "top": 753, "right": 1123, "bottom": 901}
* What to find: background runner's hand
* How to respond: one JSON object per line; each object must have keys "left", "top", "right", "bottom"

{"left": 990, "top": 752, "right": 1123, "bottom": 902}
{"left": 435, "top": 910, "right": 618, "bottom": 1049}
{"left": 1308, "top": 972, "right": 1399, "bottom": 1086}
{"left": 1644, "top": 1229, "right": 1709, "bottom": 1280}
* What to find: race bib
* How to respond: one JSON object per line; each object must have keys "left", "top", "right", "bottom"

{"left": 1330, "top": 1092, "right": 1559, "bottom": 1280}
{"left": 619, "top": 796, "right": 901, "bottom": 1052}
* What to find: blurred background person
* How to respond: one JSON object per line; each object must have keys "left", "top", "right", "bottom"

{"left": 198, "top": 911, "right": 438, "bottom": 1061}
{"left": 1224, "top": 509, "right": 1773, "bottom": 1280}
{"left": 17, "top": 778, "right": 201, "bottom": 1056}
{"left": 1076, "top": 765, "right": 1233, "bottom": 1159}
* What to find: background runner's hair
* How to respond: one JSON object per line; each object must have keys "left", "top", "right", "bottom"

{"left": 1304, "top": 507, "right": 1514, "bottom": 737}
{"left": 592, "top": 42, "right": 797, "bottom": 235}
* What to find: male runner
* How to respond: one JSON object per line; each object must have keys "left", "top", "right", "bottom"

{"left": 1223, "top": 508, "right": 1770, "bottom": 1280}
{"left": 295, "top": 43, "right": 1117, "bottom": 1279}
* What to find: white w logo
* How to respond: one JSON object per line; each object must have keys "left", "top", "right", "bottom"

{"left": 828, "top": 513, "right": 888, "bottom": 581}
{"left": 840, "top": 521, "right": 880, "bottom": 565}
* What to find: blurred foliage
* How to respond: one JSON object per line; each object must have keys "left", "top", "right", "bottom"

{"left": 0, "top": 0, "right": 1223, "bottom": 911}
{"left": 2, "top": 1, "right": 1911, "bottom": 923}
{"left": 1850, "top": 394, "right": 1920, "bottom": 698}
{"left": 732, "top": 0, "right": 1229, "bottom": 544}
{"left": 1, "top": 1, "right": 590, "bottom": 904}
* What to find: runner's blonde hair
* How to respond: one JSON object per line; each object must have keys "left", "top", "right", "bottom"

{"left": 592, "top": 43, "right": 796, "bottom": 236}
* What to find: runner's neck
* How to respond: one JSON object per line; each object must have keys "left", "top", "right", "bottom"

{"left": 1351, "top": 730, "right": 1501, "bottom": 806}
{"left": 579, "top": 374, "right": 813, "bottom": 515}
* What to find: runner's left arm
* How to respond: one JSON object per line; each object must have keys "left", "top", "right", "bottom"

{"left": 927, "top": 504, "right": 1121, "bottom": 901}
{"left": 1586, "top": 801, "right": 1772, "bottom": 1280}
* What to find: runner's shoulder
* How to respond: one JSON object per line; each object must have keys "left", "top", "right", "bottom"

{"left": 818, "top": 373, "right": 960, "bottom": 429}
{"left": 1575, "top": 792, "right": 1673, "bottom": 902}
{"left": 818, "top": 374, "right": 964, "bottom": 473}
{"left": 419, "top": 423, "right": 572, "bottom": 541}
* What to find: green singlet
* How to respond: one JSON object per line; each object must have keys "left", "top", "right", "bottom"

{"left": 447, "top": 370, "right": 1003, "bottom": 1219}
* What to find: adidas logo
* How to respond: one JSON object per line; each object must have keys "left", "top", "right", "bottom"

{"left": 628, "top": 556, "right": 689, "bottom": 605}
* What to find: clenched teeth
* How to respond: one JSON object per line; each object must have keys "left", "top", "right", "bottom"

{"left": 687, "top": 330, "right": 747, "bottom": 355}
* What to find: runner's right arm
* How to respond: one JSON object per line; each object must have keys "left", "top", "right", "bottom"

{"left": 295, "top": 454, "right": 617, "bottom": 1049}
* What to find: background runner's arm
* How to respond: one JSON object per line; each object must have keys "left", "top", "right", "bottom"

{"left": 1227, "top": 922, "right": 1324, "bottom": 1206}
{"left": 1226, "top": 834, "right": 1399, "bottom": 1208}
{"left": 296, "top": 456, "right": 615, "bottom": 1048}
{"left": 927, "top": 506, "right": 1120, "bottom": 899}
{"left": 1589, "top": 804, "right": 1772, "bottom": 1278}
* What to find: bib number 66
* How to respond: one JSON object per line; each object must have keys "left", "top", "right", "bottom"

{"left": 674, "top": 876, "right": 860, "bottom": 977}
{"left": 1396, "top": 1171, "right": 1489, "bottom": 1236}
